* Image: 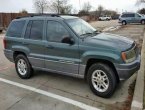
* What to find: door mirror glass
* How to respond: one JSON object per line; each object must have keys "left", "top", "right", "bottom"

{"left": 61, "top": 37, "right": 74, "bottom": 45}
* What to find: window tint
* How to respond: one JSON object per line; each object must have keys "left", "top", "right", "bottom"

{"left": 121, "top": 14, "right": 127, "bottom": 18}
{"left": 25, "top": 20, "right": 44, "bottom": 40}
{"left": 7, "top": 21, "right": 25, "bottom": 37}
{"left": 127, "top": 14, "right": 135, "bottom": 17}
{"left": 136, "top": 14, "right": 141, "bottom": 17}
{"left": 47, "top": 21, "right": 69, "bottom": 43}
{"left": 121, "top": 14, "right": 135, "bottom": 18}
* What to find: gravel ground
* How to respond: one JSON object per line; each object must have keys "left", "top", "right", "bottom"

{"left": 90, "top": 20, "right": 120, "bottom": 31}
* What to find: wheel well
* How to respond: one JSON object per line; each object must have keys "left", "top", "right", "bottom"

{"left": 122, "top": 20, "right": 126, "bottom": 23}
{"left": 13, "top": 51, "right": 26, "bottom": 61}
{"left": 141, "top": 19, "right": 145, "bottom": 22}
{"left": 84, "top": 59, "right": 119, "bottom": 83}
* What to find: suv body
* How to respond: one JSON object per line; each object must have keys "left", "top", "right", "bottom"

{"left": 119, "top": 12, "right": 145, "bottom": 25}
{"left": 4, "top": 15, "right": 140, "bottom": 98}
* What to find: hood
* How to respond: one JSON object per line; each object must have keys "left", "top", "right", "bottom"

{"left": 84, "top": 33, "right": 134, "bottom": 51}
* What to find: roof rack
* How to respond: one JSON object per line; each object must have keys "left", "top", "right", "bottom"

{"left": 16, "top": 14, "right": 60, "bottom": 19}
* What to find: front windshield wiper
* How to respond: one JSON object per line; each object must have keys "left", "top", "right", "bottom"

{"left": 80, "top": 33, "right": 93, "bottom": 37}
{"left": 80, "top": 31, "right": 99, "bottom": 38}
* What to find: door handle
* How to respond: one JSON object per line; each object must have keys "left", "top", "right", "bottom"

{"left": 45, "top": 45, "right": 54, "bottom": 49}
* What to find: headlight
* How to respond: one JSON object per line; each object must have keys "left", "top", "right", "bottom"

{"left": 121, "top": 48, "right": 136, "bottom": 63}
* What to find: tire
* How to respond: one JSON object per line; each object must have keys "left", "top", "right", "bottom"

{"left": 87, "top": 63, "right": 117, "bottom": 98}
{"left": 141, "top": 20, "right": 145, "bottom": 24}
{"left": 15, "top": 54, "right": 33, "bottom": 79}
{"left": 122, "top": 21, "right": 127, "bottom": 25}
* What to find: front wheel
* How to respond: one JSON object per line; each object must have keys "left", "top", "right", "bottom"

{"left": 141, "top": 20, "right": 145, "bottom": 24}
{"left": 122, "top": 21, "right": 127, "bottom": 25}
{"left": 87, "top": 63, "right": 117, "bottom": 98}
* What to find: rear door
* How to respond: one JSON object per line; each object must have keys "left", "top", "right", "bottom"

{"left": 127, "top": 13, "right": 135, "bottom": 23}
{"left": 23, "top": 20, "right": 45, "bottom": 68}
{"left": 44, "top": 20, "right": 80, "bottom": 75}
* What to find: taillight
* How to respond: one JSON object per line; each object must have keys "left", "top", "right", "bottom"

{"left": 3, "top": 38, "right": 6, "bottom": 49}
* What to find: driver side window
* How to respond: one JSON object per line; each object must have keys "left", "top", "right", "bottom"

{"left": 47, "top": 21, "right": 70, "bottom": 43}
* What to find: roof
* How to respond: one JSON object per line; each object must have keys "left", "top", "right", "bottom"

{"left": 14, "top": 14, "right": 79, "bottom": 21}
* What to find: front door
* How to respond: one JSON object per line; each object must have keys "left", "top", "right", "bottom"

{"left": 134, "top": 13, "right": 142, "bottom": 23}
{"left": 44, "top": 20, "right": 80, "bottom": 75}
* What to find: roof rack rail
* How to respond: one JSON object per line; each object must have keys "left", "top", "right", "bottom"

{"left": 16, "top": 14, "right": 60, "bottom": 19}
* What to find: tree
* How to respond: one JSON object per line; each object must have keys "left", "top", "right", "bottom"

{"left": 82, "top": 2, "right": 92, "bottom": 13}
{"left": 19, "top": 9, "right": 28, "bottom": 14}
{"left": 98, "top": 5, "right": 104, "bottom": 17}
{"left": 50, "top": 0, "right": 72, "bottom": 14}
{"left": 136, "top": 0, "right": 145, "bottom": 6}
{"left": 34, "top": 0, "right": 49, "bottom": 14}
{"left": 104, "top": 10, "right": 117, "bottom": 16}
{"left": 138, "top": 8, "right": 145, "bottom": 14}
{"left": 78, "top": 10, "right": 89, "bottom": 15}
{"left": 137, "top": 0, "right": 145, "bottom": 3}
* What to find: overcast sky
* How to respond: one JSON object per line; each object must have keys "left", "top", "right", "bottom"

{"left": 0, "top": 0, "right": 143, "bottom": 13}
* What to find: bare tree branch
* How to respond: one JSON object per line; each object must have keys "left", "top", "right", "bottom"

{"left": 98, "top": 5, "right": 104, "bottom": 17}
{"left": 34, "top": 0, "right": 49, "bottom": 14}
{"left": 82, "top": 2, "right": 92, "bottom": 12}
{"left": 136, "top": 0, "right": 145, "bottom": 5}
{"left": 50, "top": 0, "right": 72, "bottom": 14}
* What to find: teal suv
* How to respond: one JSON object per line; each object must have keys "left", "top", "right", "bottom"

{"left": 3, "top": 15, "right": 140, "bottom": 98}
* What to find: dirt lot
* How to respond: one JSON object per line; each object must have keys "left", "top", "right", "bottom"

{"left": 0, "top": 23, "right": 144, "bottom": 110}
{"left": 90, "top": 20, "right": 119, "bottom": 31}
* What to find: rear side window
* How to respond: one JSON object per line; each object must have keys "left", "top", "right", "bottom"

{"left": 6, "top": 21, "right": 25, "bottom": 37}
{"left": 121, "top": 14, "right": 127, "bottom": 18}
{"left": 121, "top": 14, "right": 135, "bottom": 18}
{"left": 127, "top": 14, "right": 135, "bottom": 17}
{"left": 24, "top": 20, "right": 44, "bottom": 40}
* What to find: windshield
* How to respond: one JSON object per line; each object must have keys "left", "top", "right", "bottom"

{"left": 66, "top": 18, "right": 97, "bottom": 37}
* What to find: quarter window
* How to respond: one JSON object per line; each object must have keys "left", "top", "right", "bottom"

{"left": 47, "top": 21, "right": 70, "bottom": 43}
{"left": 7, "top": 21, "right": 25, "bottom": 37}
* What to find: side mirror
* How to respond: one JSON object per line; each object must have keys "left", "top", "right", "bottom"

{"left": 61, "top": 37, "right": 74, "bottom": 45}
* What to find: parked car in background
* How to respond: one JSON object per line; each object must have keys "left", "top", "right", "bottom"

{"left": 119, "top": 12, "right": 145, "bottom": 25}
{"left": 99, "top": 15, "right": 111, "bottom": 21}
{"left": 4, "top": 15, "right": 140, "bottom": 98}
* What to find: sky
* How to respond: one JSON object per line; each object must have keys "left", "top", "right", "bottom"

{"left": 0, "top": 0, "right": 143, "bottom": 13}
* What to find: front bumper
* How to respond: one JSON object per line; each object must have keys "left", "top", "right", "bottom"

{"left": 114, "top": 55, "right": 141, "bottom": 80}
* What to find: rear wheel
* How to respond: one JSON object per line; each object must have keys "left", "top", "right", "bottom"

{"left": 122, "top": 21, "right": 127, "bottom": 25}
{"left": 15, "top": 54, "right": 33, "bottom": 79}
{"left": 141, "top": 20, "right": 145, "bottom": 24}
{"left": 87, "top": 63, "right": 117, "bottom": 98}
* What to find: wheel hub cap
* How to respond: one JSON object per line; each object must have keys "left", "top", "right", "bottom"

{"left": 17, "top": 59, "right": 27, "bottom": 75}
{"left": 92, "top": 70, "right": 109, "bottom": 92}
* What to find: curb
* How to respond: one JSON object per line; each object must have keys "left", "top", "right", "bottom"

{"left": 131, "top": 32, "right": 145, "bottom": 110}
